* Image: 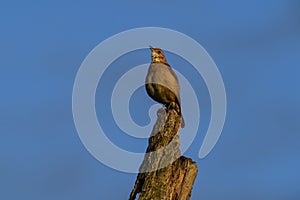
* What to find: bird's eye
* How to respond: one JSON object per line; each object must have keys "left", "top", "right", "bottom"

{"left": 157, "top": 50, "right": 161, "bottom": 54}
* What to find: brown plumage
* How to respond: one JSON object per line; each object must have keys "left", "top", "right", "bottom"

{"left": 145, "top": 46, "right": 185, "bottom": 128}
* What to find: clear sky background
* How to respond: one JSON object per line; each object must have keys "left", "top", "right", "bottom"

{"left": 1, "top": 0, "right": 300, "bottom": 199}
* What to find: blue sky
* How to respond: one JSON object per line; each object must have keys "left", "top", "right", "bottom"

{"left": 1, "top": 0, "right": 300, "bottom": 199}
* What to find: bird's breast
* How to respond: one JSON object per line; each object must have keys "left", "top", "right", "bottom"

{"left": 146, "top": 63, "right": 180, "bottom": 101}
{"left": 146, "top": 63, "right": 176, "bottom": 85}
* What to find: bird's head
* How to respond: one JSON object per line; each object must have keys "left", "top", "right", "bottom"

{"left": 149, "top": 46, "right": 169, "bottom": 65}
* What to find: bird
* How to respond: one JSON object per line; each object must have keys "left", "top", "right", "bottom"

{"left": 145, "top": 46, "right": 185, "bottom": 128}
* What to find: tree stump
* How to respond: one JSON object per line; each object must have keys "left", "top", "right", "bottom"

{"left": 129, "top": 108, "right": 198, "bottom": 200}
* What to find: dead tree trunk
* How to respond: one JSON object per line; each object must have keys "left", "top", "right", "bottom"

{"left": 129, "top": 108, "right": 198, "bottom": 200}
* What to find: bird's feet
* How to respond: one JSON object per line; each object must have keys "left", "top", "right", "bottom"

{"left": 166, "top": 102, "right": 181, "bottom": 115}
{"left": 165, "top": 102, "right": 185, "bottom": 128}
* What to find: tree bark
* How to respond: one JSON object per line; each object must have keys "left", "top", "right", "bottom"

{"left": 129, "top": 108, "right": 198, "bottom": 200}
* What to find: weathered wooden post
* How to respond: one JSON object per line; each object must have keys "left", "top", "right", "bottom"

{"left": 129, "top": 108, "right": 198, "bottom": 200}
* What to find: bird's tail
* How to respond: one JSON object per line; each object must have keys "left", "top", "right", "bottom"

{"left": 177, "top": 108, "right": 185, "bottom": 128}
{"left": 180, "top": 115, "right": 185, "bottom": 128}
{"left": 176, "top": 101, "right": 185, "bottom": 128}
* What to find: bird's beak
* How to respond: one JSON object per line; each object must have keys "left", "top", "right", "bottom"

{"left": 149, "top": 46, "right": 153, "bottom": 51}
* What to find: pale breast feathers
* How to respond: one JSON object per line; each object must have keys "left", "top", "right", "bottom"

{"left": 146, "top": 63, "right": 181, "bottom": 103}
